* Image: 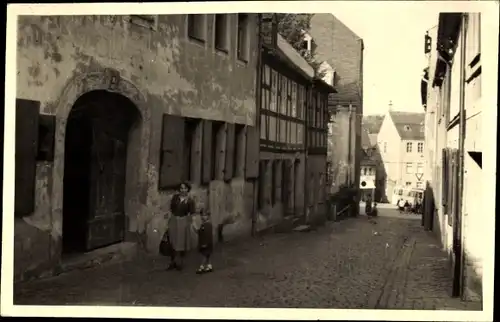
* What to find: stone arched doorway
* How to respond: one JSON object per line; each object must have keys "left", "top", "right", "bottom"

{"left": 62, "top": 90, "right": 141, "bottom": 255}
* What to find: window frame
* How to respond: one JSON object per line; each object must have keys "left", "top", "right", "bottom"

{"left": 406, "top": 141, "right": 413, "bottom": 153}
{"left": 236, "top": 13, "right": 250, "bottom": 62}
{"left": 187, "top": 14, "right": 207, "bottom": 43}
{"left": 214, "top": 14, "right": 230, "bottom": 53}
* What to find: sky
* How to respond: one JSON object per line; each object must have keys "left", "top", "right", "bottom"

{"left": 330, "top": 4, "right": 440, "bottom": 116}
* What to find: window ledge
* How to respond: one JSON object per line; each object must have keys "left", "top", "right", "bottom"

{"left": 188, "top": 36, "right": 206, "bottom": 47}
{"left": 215, "top": 47, "right": 229, "bottom": 55}
{"left": 236, "top": 58, "right": 249, "bottom": 67}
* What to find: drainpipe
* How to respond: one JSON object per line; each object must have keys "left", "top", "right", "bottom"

{"left": 251, "top": 13, "right": 263, "bottom": 237}
{"left": 455, "top": 12, "right": 468, "bottom": 298}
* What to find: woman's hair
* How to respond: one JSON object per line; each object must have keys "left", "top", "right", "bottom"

{"left": 178, "top": 181, "right": 192, "bottom": 192}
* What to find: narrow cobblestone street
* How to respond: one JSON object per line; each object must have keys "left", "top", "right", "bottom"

{"left": 14, "top": 207, "right": 482, "bottom": 310}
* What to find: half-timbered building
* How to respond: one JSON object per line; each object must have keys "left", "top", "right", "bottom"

{"left": 255, "top": 20, "right": 335, "bottom": 231}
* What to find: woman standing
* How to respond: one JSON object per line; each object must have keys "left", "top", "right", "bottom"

{"left": 166, "top": 182, "right": 196, "bottom": 271}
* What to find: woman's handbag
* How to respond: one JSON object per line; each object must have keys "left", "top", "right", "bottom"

{"left": 159, "top": 230, "right": 174, "bottom": 257}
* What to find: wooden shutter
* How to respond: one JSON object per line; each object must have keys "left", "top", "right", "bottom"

{"left": 450, "top": 149, "right": 460, "bottom": 226}
{"left": 245, "top": 125, "right": 260, "bottom": 179}
{"left": 15, "top": 99, "right": 40, "bottom": 216}
{"left": 447, "top": 148, "right": 455, "bottom": 226}
{"left": 224, "top": 123, "right": 235, "bottom": 182}
{"left": 201, "top": 120, "right": 213, "bottom": 184}
{"left": 159, "top": 114, "right": 184, "bottom": 189}
{"left": 441, "top": 148, "right": 448, "bottom": 214}
{"left": 257, "top": 160, "right": 266, "bottom": 210}
{"left": 275, "top": 160, "right": 283, "bottom": 203}
{"left": 37, "top": 114, "right": 56, "bottom": 161}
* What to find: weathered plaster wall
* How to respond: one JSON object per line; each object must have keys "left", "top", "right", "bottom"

{"left": 328, "top": 108, "right": 351, "bottom": 193}
{"left": 15, "top": 14, "right": 258, "bottom": 282}
{"left": 306, "top": 154, "right": 327, "bottom": 225}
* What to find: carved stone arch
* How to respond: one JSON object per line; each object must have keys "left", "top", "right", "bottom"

{"left": 50, "top": 70, "right": 152, "bottom": 248}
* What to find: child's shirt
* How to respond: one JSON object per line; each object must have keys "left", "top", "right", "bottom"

{"left": 198, "top": 221, "right": 213, "bottom": 248}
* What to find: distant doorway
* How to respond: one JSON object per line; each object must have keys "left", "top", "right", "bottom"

{"left": 62, "top": 90, "right": 140, "bottom": 255}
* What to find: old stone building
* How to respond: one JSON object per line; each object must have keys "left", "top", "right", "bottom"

{"left": 308, "top": 14, "right": 364, "bottom": 211}
{"left": 255, "top": 19, "right": 335, "bottom": 231}
{"left": 422, "top": 13, "right": 483, "bottom": 302}
{"left": 14, "top": 14, "right": 260, "bottom": 282}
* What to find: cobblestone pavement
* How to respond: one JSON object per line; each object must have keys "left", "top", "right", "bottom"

{"left": 14, "top": 209, "right": 482, "bottom": 310}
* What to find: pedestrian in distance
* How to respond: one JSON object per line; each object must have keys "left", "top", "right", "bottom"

{"left": 397, "top": 198, "right": 405, "bottom": 214}
{"left": 165, "top": 181, "right": 196, "bottom": 271}
{"left": 194, "top": 208, "right": 214, "bottom": 274}
{"left": 371, "top": 202, "right": 378, "bottom": 217}
{"left": 365, "top": 194, "right": 373, "bottom": 215}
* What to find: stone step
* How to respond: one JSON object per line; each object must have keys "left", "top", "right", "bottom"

{"left": 293, "top": 224, "right": 312, "bottom": 232}
{"left": 55, "top": 242, "right": 138, "bottom": 277}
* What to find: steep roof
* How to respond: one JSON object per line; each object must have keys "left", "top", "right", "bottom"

{"left": 389, "top": 111, "right": 425, "bottom": 140}
{"left": 276, "top": 33, "right": 314, "bottom": 79}
{"left": 361, "top": 126, "right": 372, "bottom": 149}
{"left": 362, "top": 114, "right": 385, "bottom": 134}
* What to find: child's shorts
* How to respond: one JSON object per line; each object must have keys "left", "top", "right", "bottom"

{"left": 199, "top": 245, "right": 213, "bottom": 257}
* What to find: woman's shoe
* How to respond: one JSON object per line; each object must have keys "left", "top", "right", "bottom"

{"left": 166, "top": 262, "right": 177, "bottom": 271}
{"left": 196, "top": 265, "right": 205, "bottom": 274}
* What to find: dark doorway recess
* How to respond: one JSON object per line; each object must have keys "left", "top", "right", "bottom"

{"left": 62, "top": 90, "right": 140, "bottom": 255}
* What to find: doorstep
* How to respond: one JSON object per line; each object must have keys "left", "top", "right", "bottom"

{"left": 55, "top": 242, "right": 139, "bottom": 277}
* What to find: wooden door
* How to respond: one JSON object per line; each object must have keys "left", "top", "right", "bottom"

{"left": 85, "top": 125, "right": 127, "bottom": 251}
{"left": 15, "top": 99, "right": 39, "bottom": 216}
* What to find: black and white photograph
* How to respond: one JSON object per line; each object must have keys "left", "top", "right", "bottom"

{"left": 2, "top": 1, "right": 497, "bottom": 320}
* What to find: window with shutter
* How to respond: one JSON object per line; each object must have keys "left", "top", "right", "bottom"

{"left": 201, "top": 120, "right": 213, "bottom": 185}
{"left": 211, "top": 121, "right": 225, "bottom": 181}
{"left": 257, "top": 160, "right": 267, "bottom": 210}
{"left": 159, "top": 114, "right": 185, "bottom": 190}
{"left": 15, "top": 98, "right": 40, "bottom": 216}
{"left": 245, "top": 125, "right": 259, "bottom": 179}
{"left": 224, "top": 123, "right": 235, "bottom": 182}
{"left": 183, "top": 118, "right": 201, "bottom": 183}
{"left": 233, "top": 124, "right": 246, "bottom": 177}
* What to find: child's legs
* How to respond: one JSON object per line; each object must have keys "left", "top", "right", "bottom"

{"left": 200, "top": 248, "right": 212, "bottom": 265}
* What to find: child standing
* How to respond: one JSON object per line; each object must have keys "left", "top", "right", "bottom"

{"left": 195, "top": 209, "right": 214, "bottom": 274}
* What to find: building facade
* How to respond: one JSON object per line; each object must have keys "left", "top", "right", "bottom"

{"left": 14, "top": 14, "right": 260, "bottom": 282}
{"left": 422, "top": 13, "right": 483, "bottom": 302}
{"left": 377, "top": 110, "right": 426, "bottom": 203}
{"left": 309, "top": 14, "right": 364, "bottom": 208}
{"left": 361, "top": 115, "right": 387, "bottom": 202}
{"left": 359, "top": 126, "right": 381, "bottom": 201}
{"left": 256, "top": 25, "right": 334, "bottom": 231}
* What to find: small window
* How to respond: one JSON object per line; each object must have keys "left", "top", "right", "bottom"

{"left": 187, "top": 14, "right": 206, "bottom": 42}
{"left": 406, "top": 142, "right": 413, "bottom": 153}
{"left": 363, "top": 167, "right": 367, "bottom": 175}
{"left": 417, "top": 142, "right": 424, "bottom": 153}
{"left": 416, "top": 182, "right": 424, "bottom": 189}
{"left": 406, "top": 163, "right": 414, "bottom": 174}
{"left": 237, "top": 13, "right": 250, "bottom": 62}
{"left": 214, "top": 14, "right": 230, "bottom": 52}
{"left": 417, "top": 163, "right": 424, "bottom": 174}
{"left": 405, "top": 181, "right": 412, "bottom": 187}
